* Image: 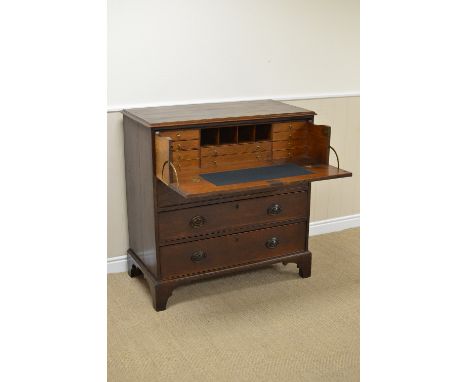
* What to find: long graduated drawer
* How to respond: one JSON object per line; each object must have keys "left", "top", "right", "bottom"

{"left": 158, "top": 190, "right": 309, "bottom": 243}
{"left": 159, "top": 221, "right": 307, "bottom": 279}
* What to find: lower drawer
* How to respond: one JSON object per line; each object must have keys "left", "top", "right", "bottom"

{"left": 159, "top": 222, "right": 307, "bottom": 279}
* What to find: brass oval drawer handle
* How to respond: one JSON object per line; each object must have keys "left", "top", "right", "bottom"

{"left": 265, "top": 237, "right": 279, "bottom": 249}
{"left": 190, "top": 215, "right": 206, "bottom": 228}
{"left": 177, "top": 144, "right": 182, "bottom": 150}
{"left": 190, "top": 250, "right": 207, "bottom": 262}
{"left": 267, "top": 204, "right": 282, "bottom": 215}
{"left": 176, "top": 133, "right": 182, "bottom": 138}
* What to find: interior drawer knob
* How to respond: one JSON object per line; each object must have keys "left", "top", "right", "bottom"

{"left": 267, "top": 204, "right": 282, "bottom": 215}
{"left": 190, "top": 215, "right": 206, "bottom": 228}
{"left": 190, "top": 250, "right": 207, "bottom": 262}
{"left": 266, "top": 237, "right": 280, "bottom": 249}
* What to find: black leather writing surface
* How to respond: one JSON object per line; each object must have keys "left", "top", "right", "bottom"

{"left": 200, "top": 163, "right": 313, "bottom": 186}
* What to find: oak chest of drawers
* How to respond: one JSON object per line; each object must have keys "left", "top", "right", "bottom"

{"left": 123, "top": 100, "right": 351, "bottom": 311}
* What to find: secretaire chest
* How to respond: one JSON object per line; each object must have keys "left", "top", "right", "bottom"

{"left": 122, "top": 99, "right": 351, "bottom": 311}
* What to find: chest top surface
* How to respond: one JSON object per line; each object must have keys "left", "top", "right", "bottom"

{"left": 122, "top": 99, "right": 316, "bottom": 128}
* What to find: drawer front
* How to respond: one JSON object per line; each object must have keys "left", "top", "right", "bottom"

{"left": 272, "top": 121, "right": 307, "bottom": 133}
{"left": 159, "top": 190, "right": 308, "bottom": 242}
{"left": 159, "top": 222, "right": 307, "bottom": 279}
{"left": 201, "top": 142, "right": 271, "bottom": 157}
{"left": 272, "top": 147, "right": 308, "bottom": 160}
{"left": 159, "top": 129, "right": 200, "bottom": 141}
{"left": 272, "top": 129, "right": 307, "bottom": 141}
{"left": 171, "top": 140, "right": 200, "bottom": 151}
{"left": 172, "top": 150, "right": 199, "bottom": 162}
{"left": 201, "top": 151, "right": 272, "bottom": 169}
{"left": 172, "top": 149, "right": 200, "bottom": 172}
{"left": 272, "top": 140, "right": 305, "bottom": 150}
{"left": 173, "top": 159, "right": 199, "bottom": 171}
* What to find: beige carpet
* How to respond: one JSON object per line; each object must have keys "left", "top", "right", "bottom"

{"left": 108, "top": 228, "right": 360, "bottom": 382}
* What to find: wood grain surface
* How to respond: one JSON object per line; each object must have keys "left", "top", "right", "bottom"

{"left": 122, "top": 100, "right": 316, "bottom": 128}
{"left": 159, "top": 222, "right": 308, "bottom": 279}
{"left": 158, "top": 190, "right": 308, "bottom": 243}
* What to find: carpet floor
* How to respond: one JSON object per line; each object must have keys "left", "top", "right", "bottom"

{"left": 108, "top": 228, "right": 360, "bottom": 382}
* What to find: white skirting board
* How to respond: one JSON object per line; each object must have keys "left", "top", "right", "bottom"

{"left": 107, "top": 213, "right": 360, "bottom": 273}
{"left": 107, "top": 255, "right": 128, "bottom": 274}
{"left": 308, "top": 213, "right": 360, "bottom": 236}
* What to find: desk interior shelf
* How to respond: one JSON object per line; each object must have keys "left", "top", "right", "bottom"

{"left": 200, "top": 124, "right": 272, "bottom": 146}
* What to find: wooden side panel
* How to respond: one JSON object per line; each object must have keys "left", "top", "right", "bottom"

{"left": 307, "top": 123, "right": 331, "bottom": 165}
{"left": 155, "top": 135, "right": 172, "bottom": 185}
{"left": 123, "top": 115, "right": 157, "bottom": 275}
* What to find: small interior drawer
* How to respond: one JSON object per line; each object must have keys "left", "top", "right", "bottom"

{"left": 159, "top": 221, "right": 307, "bottom": 279}
{"left": 159, "top": 129, "right": 200, "bottom": 141}
{"left": 171, "top": 140, "right": 200, "bottom": 151}
{"left": 172, "top": 150, "right": 199, "bottom": 162}
{"left": 272, "top": 121, "right": 307, "bottom": 133}
{"left": 272, "top": 140, "right": 306, "bottom": 150}
{"left": 200, "top": 151, "right": 272, "bottom": 169}
{"left": 158, "top": 190, "right": 308, "bottom": 243}
{"left": 200, "top": 141, "right": 271, "bottom": 157}
{"left": 173, "top": 159, "right": 199, "bottom": 171}
{"left": 273, "top": 147, "right": 308, "bottom": 159}
{"left": 272, "top": 129, "right": 307, "bottom": 141}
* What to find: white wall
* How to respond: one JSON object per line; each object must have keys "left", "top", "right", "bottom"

{"left": 108, "top": 0, "right": 359, "bottom": 109}
{"left": 107, "top": 1, "right": 360, "bottom": 263}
